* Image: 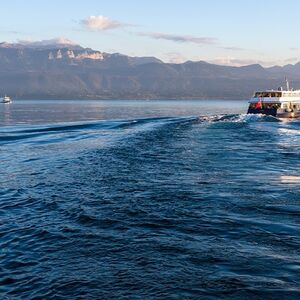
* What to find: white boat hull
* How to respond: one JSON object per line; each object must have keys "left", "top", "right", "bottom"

{"left": 1, "top": 96, "right": 12, "bottom": 103}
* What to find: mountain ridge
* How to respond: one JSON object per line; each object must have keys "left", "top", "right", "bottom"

{"left": 1, "top": 41, "right": 300, "bottom": 99}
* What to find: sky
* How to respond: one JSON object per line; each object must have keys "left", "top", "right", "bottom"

{"left": 1, "top": 0, "right": 300, "bottom": 66}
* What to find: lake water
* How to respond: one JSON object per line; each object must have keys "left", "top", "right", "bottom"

{"left": 0, "top": 100, "right": 300, "bottom": 299}
{"left": 0, "top": 99, "right": 246, "bottom": 125}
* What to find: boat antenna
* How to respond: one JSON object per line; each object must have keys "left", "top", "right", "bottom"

{"left": 285, "top": 77, "right": 290, "bottom": 91}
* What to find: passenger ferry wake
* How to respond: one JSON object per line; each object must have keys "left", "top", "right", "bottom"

{"left": 0, "top": 107, "right": 300, "bottom": 299}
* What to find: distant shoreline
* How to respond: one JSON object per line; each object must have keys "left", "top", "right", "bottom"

{"left": 11, "top": 97, "right": 248, "bottom": 101}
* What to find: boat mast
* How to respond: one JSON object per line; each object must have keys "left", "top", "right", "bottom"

{"left": 285, "top": 77, "right": 290, "bottom": 91}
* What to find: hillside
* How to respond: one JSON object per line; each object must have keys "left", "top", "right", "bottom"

{"left": 0, "top": 41, "right": 299, "bottom": 99}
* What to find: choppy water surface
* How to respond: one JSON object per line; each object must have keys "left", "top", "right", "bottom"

{"left": 0, "top": 100, "right": 300, "bottom": 299}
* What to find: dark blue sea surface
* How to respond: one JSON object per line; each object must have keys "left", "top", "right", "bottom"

{"left": 0, "top": 100, "right": 300, "bottom": 299}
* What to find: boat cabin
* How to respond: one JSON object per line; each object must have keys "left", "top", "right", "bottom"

{"left": 247, "top": 80, "right": 300, "bottom": 118}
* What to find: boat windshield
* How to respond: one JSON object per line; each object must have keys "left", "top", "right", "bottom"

{"left": 254, "top": 92, "right": 282, "bottom": 97}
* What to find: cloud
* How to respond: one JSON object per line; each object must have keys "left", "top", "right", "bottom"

{"left": 208, "top": 56, "right": 300, "bottom": 67}
{"left": 0, "top": 29, "right": 21, "bottom": 34}
{"left": 81, "top": 15, "right": 129, "bottom": 31}
{"left": 138, "top": 32, "right": 217, "bottom": 45}
{"left": 18, "top": 37, "right": 78, "bottom": 47}
{"left": 221, "top": 46, "right": 246, "bottom": 51}
{"left": 165, "top": 52, "right": 187, "bottom": 63}
{"left": 208, "top": 57, "right": 268, "bottom": 67}
{"left": 284, "top": 57, "right": 299, "bottom": 63}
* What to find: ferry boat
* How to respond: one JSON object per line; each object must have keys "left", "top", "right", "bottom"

{"left": 1, "top": 95, "right": 12, "bottom": 104}
{"left": 247, "top": 79, "right": 300, "bottom": 118}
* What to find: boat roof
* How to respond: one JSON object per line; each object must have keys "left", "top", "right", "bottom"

{"left": 254, "top": 89, "right": 300, "bottom": 92}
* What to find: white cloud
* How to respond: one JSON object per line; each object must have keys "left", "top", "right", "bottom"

{"left": 81, "top": 15, "right": 128, "bottom": 31}
{"left": 208, "top": 56, "right": 264, "bottom": 67}
{"left": 207, "top": 56, "right": 287, "bottom": 67}
{"left": 138, "top": 32, "right": 217, "bottom": 45}
{"left": 165, "top": 52, "right": 187, "bottom": 63}
{"left": 221, "top": 46, "right": 246, "bottom": 51}
{"left": 18, "top": 37, "right": 78, "bottom": 47}
{"left": 284, "top": 57, "right": 299, "bottom": 63}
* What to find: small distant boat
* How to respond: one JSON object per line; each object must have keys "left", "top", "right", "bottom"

{"left": 1, "top": 95, "right": 12, "bottom": 103}
{"left": 247, "top": 78, "right": 300, "bottom": 118}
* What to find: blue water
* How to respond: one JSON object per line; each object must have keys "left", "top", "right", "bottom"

{"left": 0, "top": 100, "right": 300, "bottom": 299}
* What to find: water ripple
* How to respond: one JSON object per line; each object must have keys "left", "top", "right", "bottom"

{"left": 0, "top": 113, "right": 300, "bottom": 299}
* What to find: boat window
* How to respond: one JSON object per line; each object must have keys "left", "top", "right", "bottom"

{"left": 249, "top": 103, "right": 280, "bottom": 110}
{"left": 273, "top": 92, "right": 282, "bottom": 97}
{"left": 254, "top": 91, "right": 282, "bottom": 97}
{"left": 264, "top": 103, "right": 280, "bottom": 109}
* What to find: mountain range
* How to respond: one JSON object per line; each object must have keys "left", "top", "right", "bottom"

{"left": 1, "top": 39, "right": 300, "bottom": 100}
